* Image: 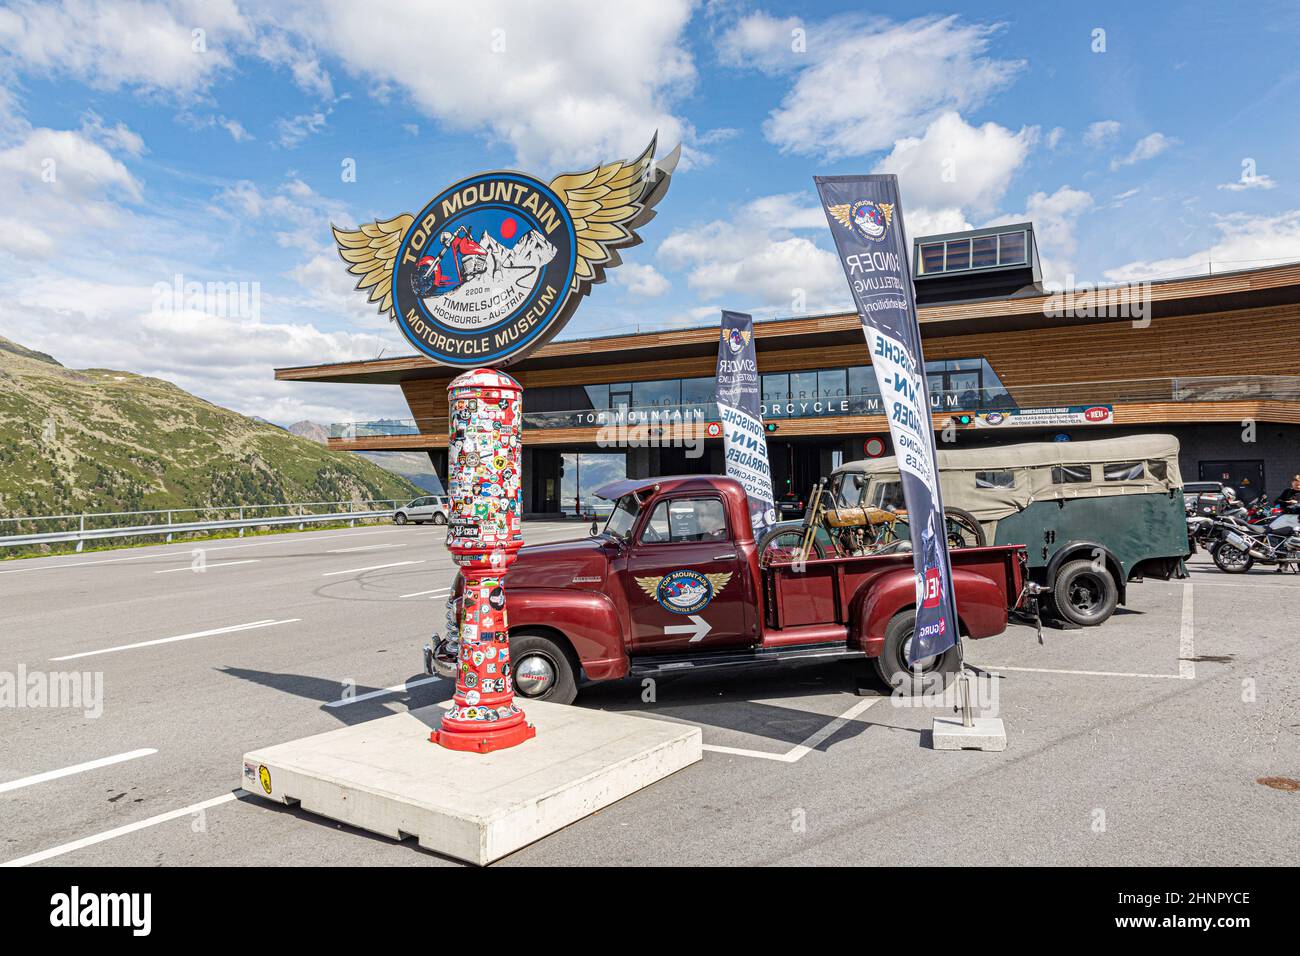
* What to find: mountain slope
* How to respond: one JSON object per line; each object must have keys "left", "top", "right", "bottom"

{"left": 0, "top": 335, "right": 422, "bottom": 518}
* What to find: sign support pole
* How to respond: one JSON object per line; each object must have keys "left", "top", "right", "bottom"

{"left": 430, "top": 368, "right": 535, "bottom": 754}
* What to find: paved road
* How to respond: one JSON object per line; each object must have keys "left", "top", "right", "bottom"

{"left": 1, "top": 529, "right": 1297, "bottom": 866}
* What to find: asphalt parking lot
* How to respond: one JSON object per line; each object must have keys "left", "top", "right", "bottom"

{"left": 2, "top": 525, "right": 1297, "bottom": 866}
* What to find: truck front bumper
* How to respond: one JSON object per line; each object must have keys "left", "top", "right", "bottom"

{"left": 423, "top": 634, "right": 459, "bottom": 679}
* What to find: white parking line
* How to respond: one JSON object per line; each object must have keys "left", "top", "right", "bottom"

{"left": 978, "top": 664, "right": 1190, "bottom": 680}
{"left": 702, "top": 697, "right": 880, "bottom": 762}
{"left": 1, "top": 792, "right": 239, "bottom": 867}
{"left": 322, "top": 560, "right": 423, "bottom": 577}
{"left": 327, "top": 543, "right": 406, "bottom": 554}
{"left": 154, "top": 559, "right": 260, "bottom": 574}
{"left": 50, "top": 619, "right": 301, "bottom": 661}
{"left": 400, "top": 587, "right": 451, "bottom": 599}
{"left": 1190, "top": 578, "right": 1300, "bottom": 589}
{"left": 1178, "top": 582, "right": 1195, "bottom": 680}
{"left": 0, "top": 749, "right": 158, "bottom": 795}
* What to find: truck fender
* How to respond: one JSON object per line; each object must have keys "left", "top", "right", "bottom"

{"left": 1044, "top": 542, "right": 1127, "bottom": 604}
{"left": 503, "top": 588, "right": 630, "bottom": 680}
{"left": 851, "top": 567, "right": 1007, "bottom": 655}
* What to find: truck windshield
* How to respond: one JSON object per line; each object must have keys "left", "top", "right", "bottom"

{"left": 603, "top": 493, "right": 642, "bottom": 541}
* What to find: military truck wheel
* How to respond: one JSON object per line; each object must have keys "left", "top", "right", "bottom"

{"left": 1052, "top": 559, "right": 1118, "bottom": 626}
{"left": 509, "top": 631, "right": 579, "bottom": 705}
{"left": 872, "top": 609, "right": 959, "bottom": 695}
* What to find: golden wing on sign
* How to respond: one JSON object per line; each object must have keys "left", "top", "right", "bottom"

{"left": 826, "top": 203, "right": 853, "bottom": 230}
{"left": 332, "top": 213, "right": 415, "bottom": 320}
{"left": 549, "top": 135, "right": 679, "bottom": 293}
{"left": 879, "top": 202, "right": 894, "bottom": 227}
{"left": 634, "top": 576, "right": 662, "bottom": 599}
{"left": 705, "top": 571, "right": 733, "bottom": 594}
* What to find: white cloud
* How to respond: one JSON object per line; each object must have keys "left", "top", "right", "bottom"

{"left": 613, "top": 262, "right": 670, "bottom": 297}
{"left": 989, "top": 186, "right": 1093, "bottom": 286}
{"left": 254, "top": 28, "right": 334, "bottom": 100}
{"left": 0, "top": 124, "right": 144, "bottom": 257}
{"left": 0, "top": 0, "right": 250, "bottom": 99}
{"left": 278, "top": 0, "right": 699, "bottom": 170}
{"left": 1218, "top": 173, "right": 1277, "bottom": 192}
{"left": 275, "top": 110, "right": 328, "bottom": 148}
{"left": 1110, "top": 132, "right": 1177, "bottom": 170}
{"left": 873, "top": 111, "right": 1037, "bottom": 220}
{"left": 1103, "top": 210, "right": 1300, "bottom": 283}
{"left": 1082, "top": 120, "right": 1121, "bottom": 147}
{"left": 1045, "top": 126, "right": 1064, "bottom": 150}
{"left": 659, "top": 194, "right": 850, "bottom": 314}
{"left": 720, "top": 12, "right": 1024, "bottom": 159}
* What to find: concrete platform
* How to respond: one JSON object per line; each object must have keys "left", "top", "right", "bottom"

{"left": 931, "top": 716, "right": 1007, "bottom": 752}
{"left": 241, "top": 702, "right": 702, "bottom": 865}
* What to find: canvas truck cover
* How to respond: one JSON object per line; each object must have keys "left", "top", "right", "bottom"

{"left": 836, "top": 434, "right": 1183, "bottom": 526}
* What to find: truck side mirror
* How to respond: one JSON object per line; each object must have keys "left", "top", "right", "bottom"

{"left": 590, "top": 517, "right": 599, "bottom": 537}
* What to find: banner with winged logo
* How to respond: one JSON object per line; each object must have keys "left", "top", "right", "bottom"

{"left": 333, "top": 136, "right": 679, "bottom": 367}
{"left": 715, "top": 310, "right": 775, "bottom": 539}
{"left": 815, "top": 174, "right": 960, "bottom": 667}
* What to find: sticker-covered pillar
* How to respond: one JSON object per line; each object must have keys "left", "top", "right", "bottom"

{"left": 430, "top": 368, "right": 535, "bottom": 754}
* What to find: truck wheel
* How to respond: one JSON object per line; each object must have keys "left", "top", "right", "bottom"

{"left": 872, "top": 609, "right": 959, "bottom": 695}
{"left": 1211, "top": 541, "right": 1253, "bottom": 574}
{"left": 394, "top": 512, "right": 408, "bottom": 525}
{"left": 1052, "top": 559, "right": 1118, "bottom": 626}
{"left": 509, "top": 631, "right": 579, "bottom": 705}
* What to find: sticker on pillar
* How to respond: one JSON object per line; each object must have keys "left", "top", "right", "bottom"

{"left": 636, "top": 570, "right": 733, "bottom": 615}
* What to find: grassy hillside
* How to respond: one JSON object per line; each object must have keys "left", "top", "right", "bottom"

{"left": 0, "top": 335, "right": 422, "bottom": 520}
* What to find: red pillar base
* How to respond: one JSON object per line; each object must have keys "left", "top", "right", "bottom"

{"left": 430, "top": 721, "right": 537, "bottom": 754}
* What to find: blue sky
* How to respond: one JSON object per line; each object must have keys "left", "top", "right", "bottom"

{"left": 1, "top": 0, "right": 1298, "bottom": 425}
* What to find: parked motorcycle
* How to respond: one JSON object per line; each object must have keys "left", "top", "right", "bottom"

{"left": 1210, "top": 510, "right": 1300, "bottom": 573}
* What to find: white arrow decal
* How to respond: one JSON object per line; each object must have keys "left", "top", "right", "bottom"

{"left": 664, "top": 615, "right": 711, "bottom": 643}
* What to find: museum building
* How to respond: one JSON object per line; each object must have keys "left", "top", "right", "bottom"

{"left": 277, "top": 222, "right": 1300, "bottom": 516}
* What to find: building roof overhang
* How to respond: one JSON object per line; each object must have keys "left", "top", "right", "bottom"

{"left": 276, "top": 261, "right": 1300, "bottom": 385}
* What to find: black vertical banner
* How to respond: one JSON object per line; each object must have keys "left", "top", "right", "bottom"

{"left": 716, "top": 310, "right": 776, "bottom": 538}
{"left": 814, "top": 174, "right": 959, "bottom": 664}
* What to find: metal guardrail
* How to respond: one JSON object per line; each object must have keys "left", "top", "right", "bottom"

{"left": 0, "top": 501, "right": 401, "bottom": 552}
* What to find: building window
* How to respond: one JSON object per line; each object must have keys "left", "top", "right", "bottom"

{"left": 583, "top": 383, "right": 609, "bottom": 409}
{"left": 945, "top": 239, "right": 971, "bottom": 271}
{"left": 971, "top": 235, "right": 998, "bottom": 269}
{"left": 681, "top": 376, "right": 716, "bottom": 408}
{"left": 789, "top": 370, "right": 818, "bottom": 401}
{"left": 762, "top": 373, "right": 789, "bottom": 405}
{"left": 560, "top": 453, "right": 627, "bottom": 516}
{"left": 920, "top": 243, "right": 944, "bottom": 274}
{"left": 999, "top": 231, "right": 1026, "bottom": 265}
{"left": 632, "top": 379, "right": 681, "bottom": 409}
{"left": 817, "top": 368, "right": 847, "bottom": 400}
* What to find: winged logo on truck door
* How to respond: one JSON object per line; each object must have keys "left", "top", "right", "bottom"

{"left": 636, "top": 570, "right": 733, "bottom": 615}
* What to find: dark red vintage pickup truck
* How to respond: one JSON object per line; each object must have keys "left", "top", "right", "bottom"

{"left": 427, "top": 476, "right": 1028, "bottom": 704}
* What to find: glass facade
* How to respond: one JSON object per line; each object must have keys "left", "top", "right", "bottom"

{"left": 521, "top": 357, "right": 1012, "bottom": 428}
{"left": 558, "top": 452, "right": 627, "bottom": 516}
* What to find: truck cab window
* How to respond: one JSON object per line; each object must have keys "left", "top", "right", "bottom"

{"left": 603, "top": 493, "right": 643, "bottom": 541}
{"left": 872, "top": 481, "right": 906, "bottom": 511}
{"left": 642, "top": 497, "right": 729, "bottom": 543}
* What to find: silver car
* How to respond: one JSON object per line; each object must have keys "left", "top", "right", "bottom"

{"left": 394, "top": 495, "right": 449, "bottom": 525}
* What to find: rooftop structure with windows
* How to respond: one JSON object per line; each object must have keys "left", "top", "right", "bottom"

{"left": 912, "top": 222, "right": 1042, "bottom": 306}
